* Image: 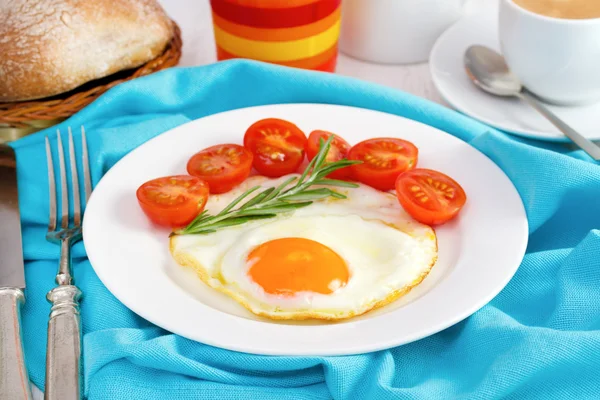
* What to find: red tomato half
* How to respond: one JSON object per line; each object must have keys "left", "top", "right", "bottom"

{"left": 243, "top": 118, "right": 307, "bottom": 177}
{"left": 136, "top": 175, "right": 209, "bottom": 228}
{"left": 187, "top": 144, "right": 253, "bottom": 194}
{"left": 395, "top": 168, "right": 467, "bottom": 225}
{"left": 305, "top": 130, "right": 352, "bottom": 179}
{"left": 348, "top": 138, "right": 418, "bottom": 191}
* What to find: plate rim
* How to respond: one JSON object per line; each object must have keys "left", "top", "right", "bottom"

{"left": 83, "top": 102, "right": 529, "bottom": 356}
{"left": 429, "top": 10, "right": 600, "bottom": 142}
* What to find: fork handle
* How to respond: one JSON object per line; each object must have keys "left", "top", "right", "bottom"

{"left": 44, "top": 285, "right": 82, "bottom": 400}
{"left": 0, "top": 287, "right": 33, "bottom": 400}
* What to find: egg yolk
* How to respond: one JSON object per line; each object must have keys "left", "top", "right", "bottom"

{"left": 247, "top": 238, "right": 349, "bottom": 295}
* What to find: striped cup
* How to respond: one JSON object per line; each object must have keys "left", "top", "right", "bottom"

{"left": 210, "top": 0, "right": 341, "bottom": 72}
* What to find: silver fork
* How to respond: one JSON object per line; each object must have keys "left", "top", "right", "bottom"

{"left": 44, "top": 126, "right": 92, "bottom": 400}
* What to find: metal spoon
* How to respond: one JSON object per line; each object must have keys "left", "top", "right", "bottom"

{"left": 464, "top": 45, "right": 600, "bottom": 161}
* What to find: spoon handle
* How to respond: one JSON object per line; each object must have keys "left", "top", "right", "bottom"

{"left": 517, "top": 90, "right": 600, "bottom": 161}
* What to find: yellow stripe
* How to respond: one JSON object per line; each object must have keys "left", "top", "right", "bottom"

{"left": 213, "top": 19, "right": 340, "bottom": 62}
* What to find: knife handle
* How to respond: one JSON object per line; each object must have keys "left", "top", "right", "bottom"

{"left": 44, "top": 285, "right": 82, "bottom": 400}
{"left": 0, "top": 287, "right": 33, "bottom": 400}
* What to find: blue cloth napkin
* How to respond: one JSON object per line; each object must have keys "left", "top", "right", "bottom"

{"left": 10, "top": 60, "right": 600, "bottom": 399}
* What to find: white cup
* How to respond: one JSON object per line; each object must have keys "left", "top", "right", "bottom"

{"left": 499, "top": 0, "right": 600, "bottom": 106}
{"left": 339, "top": 0, "right": 467, "bottom": 64}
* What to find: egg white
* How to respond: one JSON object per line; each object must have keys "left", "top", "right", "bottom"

{"left": 170, "top": 174, "right": 438, "bottom": 320}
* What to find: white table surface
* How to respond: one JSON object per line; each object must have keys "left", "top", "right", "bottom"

{"left": 30, "top": 0, "right": 489, "bottom": 398}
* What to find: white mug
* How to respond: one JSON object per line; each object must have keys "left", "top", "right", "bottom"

{"left": 339, "top": 0, "right": 467, "bottom": 64}
{"left": 499, "top": 0, "right": 600, "bottom": 105}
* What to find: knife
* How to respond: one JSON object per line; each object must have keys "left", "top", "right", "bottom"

{"left": 0, "top": 144, "right": 33, "bottom": 400}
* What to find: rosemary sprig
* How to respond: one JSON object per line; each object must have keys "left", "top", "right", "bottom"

{"left": 173, "top": 135, "right": 362, "bottom": 236}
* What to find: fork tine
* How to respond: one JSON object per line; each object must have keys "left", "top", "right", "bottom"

{"left": 81, "top": 126, "right": 92, "bottom": 204}
{"left": 56, "top": 130, "right": 69, "bottom": 229}
{"left": 68, "top": 127, "right": 81, "bottom": 227}
{"left": 45, "top": 137, "right": 57, "bottom": 232}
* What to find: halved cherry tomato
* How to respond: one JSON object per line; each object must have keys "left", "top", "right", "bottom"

{"left": 136, "top": 175, "right": 209, "bottom": 228}
{"left": 305, "top": 130, "right": 352, "bottom": 180}
{"left": 187, "top": 144, "right": 253, "bottom": 194}
{"left": 395, "top": 169, "right": 466, "bottom": 225}
{"left": 348, "top": 138, "right": 418, "bottom": 191}
{"left": 243, "top": 118, "right": 307, "bottom": 177}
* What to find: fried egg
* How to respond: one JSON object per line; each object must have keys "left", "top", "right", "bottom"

{"left": 169, "top": 174, "right": 438, "bottom": 321}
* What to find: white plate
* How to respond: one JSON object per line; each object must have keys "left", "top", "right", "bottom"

{"left": 430, "top": 5, "right": 600, "bottom": 142}
{"left": 83, "top": 103, "right": 528, "bottom": 356}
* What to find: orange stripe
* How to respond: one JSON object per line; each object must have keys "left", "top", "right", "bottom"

{"left": 313, "top": 52, "right": 337, "bottom": 72}
{"left": 212, "top": 7, "right": 340, "bottom": 42}
{"left": 217, "top": 44, "right": 338, "bottom": 70}
{"left": 222, "top": 0, "right": 321, "bottom": 8}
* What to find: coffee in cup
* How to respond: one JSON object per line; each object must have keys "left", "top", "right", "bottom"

{"left": 499, "top": 0, "right": 600, "bottom": 105}
{"left": 512, "top": 0, "right": 600, "bottom": 20}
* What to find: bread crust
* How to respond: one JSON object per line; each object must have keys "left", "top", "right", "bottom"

{"left": 0, "top": 0, "right": 173, "bottom": 102}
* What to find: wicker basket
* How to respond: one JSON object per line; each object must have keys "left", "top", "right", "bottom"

{"left": 0, "top": 21, "right": 182, "bottom": 142}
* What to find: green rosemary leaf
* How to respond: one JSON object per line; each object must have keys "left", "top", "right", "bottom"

{"left": 312, "top": 136, "right": 333, "bottom": 172}
{"left": 239, "top": 202, "right": 313, "bottom": 215}
{"left": 265, "top": 176, "right": 297, "bottom": 201}
{"left": 185, "top": 209, "right": 208, "bottom": 227}
{"left": 279, "top": 188, "right": 333, "bottom": 202}
{"left": 198, "top": 214, "right": 275, "bottom": 230}
{"left": 330, "top": 191, "right": 347, "bottom": 199}
{"left": 217, "top": 186, "right": 260, "bottom": 216}
{"left": 177, "top": 210, "right": 210, "bottom": 234}
{"left": 240, "top": 187, "right": 274, "bottom": 210}
{"left": 182, "top": 229, "right": 217, "bottom": 235}
{"left": 297, "top": 147, "right": 321, "bottom": 185}
{"left": 313, "top": 179, "right": 359, "bottom": 188}
{"left": 314, "top": 161, "right": 362, "bottom": 180}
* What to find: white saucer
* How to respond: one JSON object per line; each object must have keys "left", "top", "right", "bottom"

{"left": 429, "top": 5, "right": 600, "bottom": 142}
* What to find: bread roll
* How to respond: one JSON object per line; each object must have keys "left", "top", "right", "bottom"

{"left": 0, "top": 0, "right": 173, "bottom": 102}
